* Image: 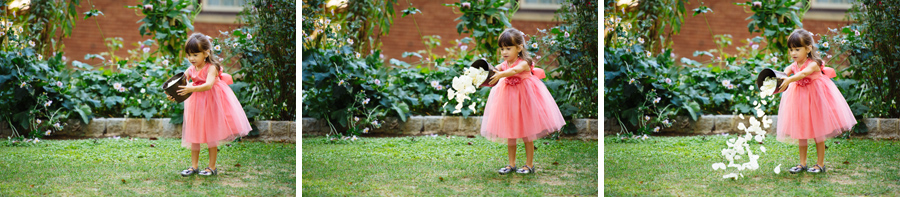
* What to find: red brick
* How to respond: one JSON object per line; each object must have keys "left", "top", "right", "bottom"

{"left": 379, "top": 0, "right": 560, "bottom": 66}
{"left": 670, "top": 0, "right": 850, "bottom": 62}
{"left": 61, "top": 0, "right": 242, "bottom": 67}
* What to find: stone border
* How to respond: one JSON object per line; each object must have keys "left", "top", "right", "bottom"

{"left": 0, "top": 118, "right": 295, "bottom": 143}
{"left": 302, "top": 116, "right": 599, "bottom": 140}
{"left": 604, "top": 115, "right": 900, "bottom": 139}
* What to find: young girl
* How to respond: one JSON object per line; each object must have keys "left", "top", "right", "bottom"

{"left": 776, "top": 29, "right": 856, "bottom": 174}
{"left": 482, "top": 28, "right": 566, "bottom": 174}
{"left": 169, "top": 33, "right": 252, "bottom": 176}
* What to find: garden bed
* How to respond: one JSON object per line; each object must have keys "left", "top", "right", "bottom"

{"left": 301, "top": 116, "right": 598, "bottom": 140}
{"left": 605, "top": 115, "right": 899, "bottom": 139}
{"left": 0, "top": 118, "right": 295, "bottom": 143}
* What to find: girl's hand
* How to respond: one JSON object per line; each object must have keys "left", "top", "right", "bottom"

{"left": 777, "top": 81, "right": 789, "bottom": 93}
{"left": 177, "top": 84, "right": 194, "bottom": 96}
{"left": 777, "top": 77, "right": 794, "bottom": 93}
{"left": 166, "top": 95, "right": 176, "bottom": 102}
{"left": 489, "top": 71, "right": 507, "bottom": 85}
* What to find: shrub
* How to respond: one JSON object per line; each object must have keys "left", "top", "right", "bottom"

{"left": 230, "top": 0, "right": 296, "bottom": 121}
{"left": 838, "top": 0, "right": 900, "bottom": 117}
{"left": 302, "top": 1, "right": 396, "bottom": 136}
{"left": 444, "top": 0, "right": 517, "bottom": 62}
{"left": 531, "top": 0, "right": 599, "bottom": 122}
{"left": 736, "top": 0, "right": 808, "bottom": 62}
{"left": 129, "top": 0, "right": 202, "bottom": 67}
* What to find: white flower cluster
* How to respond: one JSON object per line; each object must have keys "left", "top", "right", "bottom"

{"left": 759, "top": 77, "right": 778, "bottom": 98}
{"left": 712, "top": 80, "right": 779, "bottom": 180}
{"left": 446, "top": 67, "right": 489, "bottom": 114}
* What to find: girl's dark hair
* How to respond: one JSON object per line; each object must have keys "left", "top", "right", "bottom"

{"left": 498, "top": 28, "right": 534, "bottom": 67}
{"left": 787, "top": 29, "right": 824, "bottom": 67}
{"left": 183, "top": 32, "right": 222, "bottom": 72}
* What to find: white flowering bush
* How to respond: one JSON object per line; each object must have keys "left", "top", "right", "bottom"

{"left": 711, "top": 78, "right": 779, "bottom": 180}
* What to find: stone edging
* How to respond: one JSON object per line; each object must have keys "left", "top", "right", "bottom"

{"left": 0, "top": 118, "right": 295, "bottom": 143}
{"left": 604, "top": 115, "right": 900, "bottom": 138}
{"left": 302, "top": 116, "right": 599, "bottom": 140}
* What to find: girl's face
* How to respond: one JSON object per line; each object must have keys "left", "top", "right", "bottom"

{"left": 499, "top": 45, "right": 522, "bottom": 63}
{"left": 789, "top": 46, "right": 811, "bottom": 63}
{"left": 187, "top": 51, "right": 209, "bottom": 67}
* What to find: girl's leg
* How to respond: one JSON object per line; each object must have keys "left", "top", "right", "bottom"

{"left": 524, "top": 139, "right": 534, "bottom": 168}
{"left": 208, "top": 147, "right": 218, "bottom": 170}
{"left": 507, "top": 139, "right": 517, "bottom": 167}
{"left": 815, "top": 139, "right": 826, "bottom": 167}
{"left": 799, "top": 139, "right": 808, "bottom": 166}
{"left": 191, "top": 144, "right": 201, "bottom": 169}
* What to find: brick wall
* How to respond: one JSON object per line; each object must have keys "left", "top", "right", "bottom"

{"left": 379, "top": 0, "right": 561, "bottom": 64}
{"left": 61, "top": 0, "right": 242, "bottom": 66}
{"left": 670, "top": 0, "right": 851, "bottom": 61}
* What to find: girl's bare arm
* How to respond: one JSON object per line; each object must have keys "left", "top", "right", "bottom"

{"left": 488, "top": 61, "right": 529, "bottom": 85}
{"left": 178, "top": 66, "right": 219, "bottom": 95}
{"left": 785, "top": 61, "right": 820, "bottom": 83}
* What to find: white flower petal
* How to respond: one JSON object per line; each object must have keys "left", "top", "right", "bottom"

{"left": 723, "top": 173, "right": 739, "bottom": 179}
{"left": 712, "top": 163, "right": 727, "bottom": 170}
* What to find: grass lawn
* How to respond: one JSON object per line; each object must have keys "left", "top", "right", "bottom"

{"left": 302, "top": 136, "right": 598, "bottom": 196}
{"left": 0, "top": 138, "right": 295, "bottom": 196}
{"left": 605, "top": 135, "right": 900, "bottom": 196}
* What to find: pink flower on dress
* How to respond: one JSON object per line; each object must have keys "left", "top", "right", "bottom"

{"left": 505, "top": 77, "right": 522, "bottom": 86}
{"left": 796, "top": 78, "right": 811, "bottom": 87}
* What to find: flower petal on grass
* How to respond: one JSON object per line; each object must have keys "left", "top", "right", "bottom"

{"left": 712, "top": 163, "right": 727, "bottom": 170}
{"left": 723, "top": 173, "right": 739, "bottom": 180}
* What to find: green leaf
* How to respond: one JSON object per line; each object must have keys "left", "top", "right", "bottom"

{"left": 790, "top": 12, "right": 802, "bottom": 28}
{"left": 83, "top": 9, "right": 104, "bottom": 19}
{"left": 72, "top": 61, "right": 94, "bottom": 70}
{"left": 0, "top": 74, "right": 11, "bottom": 85}
{"left": 181, "top": 14, "right": 194, "bottom": 31}
{"left": 682, "top": 101, "right": 701, "bottom": 121}
{"left": 392, "top": 102, "right": 409, "bottom": 122}
{"left": 497, "top": 12, "right": 512, "bottom": 28}
{"left": 776, "top": 8, "right": 789, "bottom": 15}
{"left": 74, "top": 105, "right": 92, "bottom": 124}
{"left": 84, "top": 54, "right": 105, "bottom": 60}
{"left": 155, "top": 32, "right": 168, "bottom": 40}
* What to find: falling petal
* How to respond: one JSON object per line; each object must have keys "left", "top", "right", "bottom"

{"left": 774, "top": 164, "right": 782, "bottom": 174}
{"left": 723, "top": 173, "right": 739, "bottom": 180}
{"left": 712, "top": 163, "right": 726, "bottom": 170}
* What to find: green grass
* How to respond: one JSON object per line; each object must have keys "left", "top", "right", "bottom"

{"left": 302, "top": 136, "right": 598, "bottom": 196}
{"left": 605, "top": 135, "right": 900, "bottom": 196}
{"left": 0, "top": 138, "right": 295, "bottom": 196}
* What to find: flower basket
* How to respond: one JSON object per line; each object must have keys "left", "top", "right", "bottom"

{"left": 470, "top": 58, "right": 497, "bottom": 87}
{"left": 163, "top": 72, "right": 192, "bottom": 103}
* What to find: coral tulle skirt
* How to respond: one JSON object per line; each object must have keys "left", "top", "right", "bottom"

{"left": 181, "top": 65, "right": 252, "bottom": 150}
{"left": 481, "top": 76, "right": 566, "bottom": 145}
{"left": 776, "top": 63, "right": 856, "bottom": 145}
